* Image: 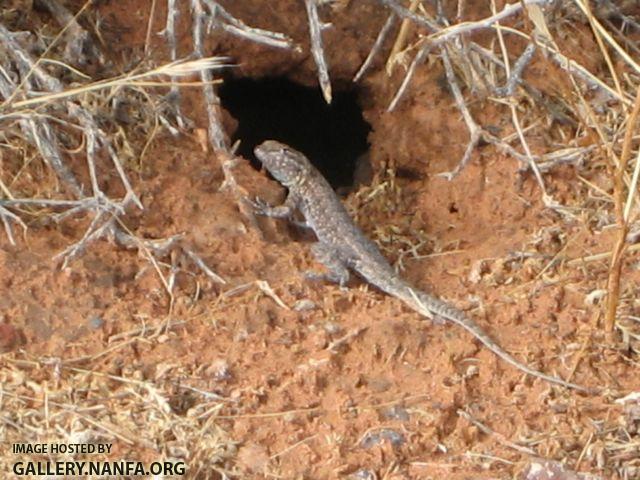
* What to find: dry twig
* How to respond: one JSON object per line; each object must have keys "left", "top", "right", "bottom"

{"left": 605, "top": 87, "right": 640, "bottom": 333}
{"left": 304, "top": 0, "right": 332, "bottom": 104}
{"left": 353, "top": 13, "right": 396, "bottom": 83}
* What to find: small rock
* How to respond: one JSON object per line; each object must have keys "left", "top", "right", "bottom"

{"left": 293, "top": 299, "right": 317, "bottom": 312}
{"left": 88, "top": 316, "right": 104, "bottom": 329}
{"left": 349, "top": 469, "right": 377, "bottom": 480}
{"left": 323, "top": 321, "right": 342, "bottom": 335}
{"left": 521, "top": 460, "right": 602, "bottom": 480}
{"left": 206, "top": 359, "right": 232, "bottom": 382}
{"left": 380, "top": 405, "right": 409, "bottom": 422}
{"left": 360, "top": 428, "right": 404, "bottom": 449}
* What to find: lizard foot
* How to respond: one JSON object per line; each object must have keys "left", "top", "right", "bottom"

{"left": 304, "top": 270, "right": 350, "bottom": 291}
{"left": 248, "top": 196, "right": 307, "bottom": 227}
{"left": 247, "top": 196, "right": 275, "bottom": 216}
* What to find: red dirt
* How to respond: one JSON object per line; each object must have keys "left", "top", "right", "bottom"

{"left": 2, "top": 1, "right": 639, "bottom": 479}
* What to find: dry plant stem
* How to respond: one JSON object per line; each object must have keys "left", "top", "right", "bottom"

{"left": 508, "top": 108, "right": 545, "bottom": 194}
{"left": 162, "top": 0, "right": 187, "bottom": 130}
{"left": 605, "top": 86, "right": 640, "bottom": 333}
{"left": 0, "top": 205, "right": 26, "bottom": 245}
{"left": 54, "top": 212, "right": 113, "bottom": 268}
{"left": 578, "top": 0, "right": 625, "bottom": 109}
{"left": 572, "top": 0, "right": 640, "bottom": 76}
{"left": 427, "top": 0, "right": 551, "bottom": 48}
{"left": 435, "top": 48, "right": 549, "bottom": 183}
{"left": 495, "top": 42, "right": 536, "bottom": 97}
{"left": 386, "top": 0, "right": 420, "bottom": 75}
{"left": 456, "top": 0, "right": 466, "bottom": 21}
{"left": 491, "top": 6, "right": 546, "bottom": 194}
{"left": 0, "top": 32, "right": 82, "bottom": 196}
{"left": 437, "top": 48, "right": 484, "bottom": 180}
{"left": 377, "top": 0, "right": 439, "bottom": 30}
{"left": 28, "top": 117, "right": 83, "bottom": 196}
{"left": 0, "top": 198, "right": 93, "bottom": 208}
{"left": 8, "top": 57, "right": 228, "bottom": 111}
{"left": 114, "top": 225, "right": 227, "bottom": 289}
{"left": 69, "top": 104, "right": 142, "bottom": 209}
{"left": 540, "top": 40, "right": 630, "bottom": 106}
{"left": 527, "top": 146, "right": 595, "bottom": 173}
{"left": 385, "top": 1, "right": 514, "bottom": 110}
{"left": 191, "top": 0, "right": 227, "bottom": 151}
{"left": 388, "top": 43, "right": 505, "bottom": 111}
{"left": 145, "top": 0, "right": 158, "bottom": 54}
{"left": 0, "top": 0, "right": 94, "bottom": 107}
{"left": 0, "top": 26, "right": 143, "bottom": 256}
{"left": 216, "top": 149, "right": 262, "bottom": 233}
{"left": 183, "top": 248, "right": 226, "bottom": 284}
{"left": 304, "top": 0, "right": 332, "bottom": 104}
{"left": 353, "top": 13, "right": 396, "bottom": 82}
{"left": 387, "top": 40, "right": 432, "bottom": 112}
{"left": 384, "top": 0, "right": 627, "bottom": 110}
{"left": 202, "top": 0, "right": 298, "bottom": 51}
{"left": 600, "top": 0, "right": 640, "bottom": 32}
{"left": 380, "top": 0, "right": 550, "bottom": 50}
{"left": 457, "top": 410, "right": 536, "bottom": 456}
{"left": 37, "top": 0, "right": 103, "bottom": 66}
{"left": 192, "top": 0, "right": 257, "bottom": 231}
{"left": 604, "top": 19, "right": 640, "bottom": 57}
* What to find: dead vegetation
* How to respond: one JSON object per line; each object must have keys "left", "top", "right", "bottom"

{"left": 0, "top": 0, "right": 639, "bottom": 478}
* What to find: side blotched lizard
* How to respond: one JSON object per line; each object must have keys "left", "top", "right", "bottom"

{"left": 252, "top": 140, "right": 590, "bottom": 393}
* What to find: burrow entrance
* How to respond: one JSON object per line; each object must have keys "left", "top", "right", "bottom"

{"left": 218, "top": 77, "right": 371, "bottom": 190}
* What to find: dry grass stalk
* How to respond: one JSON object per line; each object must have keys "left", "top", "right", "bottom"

{"left": 605, "top": 87, "right": 640, "bottom": 333}
{"left": 385, "top": 0, "right": 420, "bottom": 75}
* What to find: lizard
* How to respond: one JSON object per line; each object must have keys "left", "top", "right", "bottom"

{"left": 251, "top": 139, "right": 591, "bottom": 393}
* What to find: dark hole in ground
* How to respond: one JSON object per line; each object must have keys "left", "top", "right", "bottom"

{"left": 218, "top": 77, "right": 371, "bottom": 189}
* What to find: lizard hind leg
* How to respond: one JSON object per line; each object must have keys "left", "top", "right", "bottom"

{"left": 305, "top": 242, "right": 350, "bottom": 287}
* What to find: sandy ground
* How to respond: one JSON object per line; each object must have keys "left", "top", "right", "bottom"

{"left": 1, "top": 0, "right": 640, "bottom": 479}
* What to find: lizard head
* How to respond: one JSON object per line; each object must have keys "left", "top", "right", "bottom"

{"left": 254, "top": 140, "right": 312, "bottom": 188}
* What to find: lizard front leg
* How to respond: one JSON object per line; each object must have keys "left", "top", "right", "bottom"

{"left": 250, "top": 191, "right": 298, "bottom": 219}
{"left": 251, "top": 192, "right": 310, "bottom": 230}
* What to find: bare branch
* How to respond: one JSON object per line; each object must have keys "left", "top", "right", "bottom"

{"left": 202, "top": 0, "right": 299, "bottom": 51}
{"left": 69, "top": 104, "right": 143, "bottom": 209}
{"left": 388, "top": 41, "right": 432, "bottom": 112}
{"left": 354, "top": 13, "right": 396, "bottom": 83}
{"left": 191, "top": 0, "right": 228, "bottom": 151}
{"left": 438, "top": 48, "right": 483, "bottom": 180}
{"left": 0, "top": 205, "right": 27, "bottom": 245}
{"left": 36, "top": 0, "right": 104, "bottom": 66}
{"left": 376, "top": 0, "right": 438, "bottom": 30}
{"left": 427, "top": 0, "right": 552, "bottom": 49}
{"left": 494, "top": 42, "right": 536, "bottom": 97}
{"left": 304, "top": 0, "right": 332, "bottom": 104}
{"left": 184, "top": 248, "right": 226, "bottom": 284}
{"left": 160, "top": 0, "right": 189, "bottom": 130}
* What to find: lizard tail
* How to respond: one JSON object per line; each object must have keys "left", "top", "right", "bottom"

{"left": 406, "top": 287, "right": 594, "bottom": 394}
